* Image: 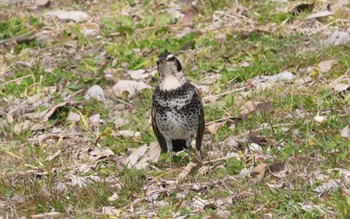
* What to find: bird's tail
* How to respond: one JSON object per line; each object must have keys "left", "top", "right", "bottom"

{"left": 172, "top": 139, "right": 187, "bottom": 152}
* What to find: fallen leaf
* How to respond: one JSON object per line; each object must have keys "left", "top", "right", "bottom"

{"left": 42, "top": 101, "right": 68, "bottom": 122}
{"left": 263, "top": 71, "right": 295, "bottom": 83}
{"left": 88, "top": 114, "right": 100, "bottom": 128}
{"left": 123, "top": 144, "right": 148, "bottom": 168}
{"left": 108, "top": 193, "right": 119, "bottom": 202}
{"left": 116, "top": 130, "right": 141, "bottom": 138}
{"left": 211, "top": 209, "right": 231, "bottom": 219}
{"left": 248, "top": 143, "right": 263, "bottom": 152}
{"left": 332, "top": 83, "right": 350, "bottom": 93}
{"left": 307, "top": 11, "right": 334, "bottom": 19}
{"left": 224, "top": 136, "right": 240, "bottom": 148}
{"left": 32, "top": 212, "right": 65, "bottom": 219}
{"left": 178, "top": 162, "right": 198, "bottom": 181}
{"left": 191, "top": 197, "right": 210, "bottom": 209}
{"left": 84, "top": 85, "right": 105, "bottom": 102}
{"left": 313, "top": 179, "right": 339, "bottom": 193}
{"left": 300, "top": 203, "right": 325, "bottom": 214}
{"left": 44, "top": 10, "right": 89, "bottom": 22}
{"left": 112, "top": 80, "right": 151, "bottom": 98}
{"left": 238, "top": 101, "right": 262, "bottom": 117}
{"left": 268, "top": 162, "right": 288, "bottom": 178}
{"left": 250, "top": 161, "right": 266, "bottom": 181}
{"left": 341, "top": 126, "right": 350, "bottom": 138}
{"left": 134, "top": 141, "right": 161, "bottom": 169}
{"left": 127, "top": 69, "right": 150, "bottom": 80}
{"left": 206, "top": 122, "right": 223, "bottom": 134}
{"left": 14, "top": 120, "right": 32, "bottom": 134}
{"left": 102, "top": 206, "right": 119, "bottom": 216}
{"left": 314, "top": 114, "right": 326, "bottom": 123}
{"left": 67, "top": 112, "right": 81, "bottom": 122}
{"left": 318, "top": 59, "right": 336, "bottom": 73}
{"left": 326, "top": 31, "right": 350, "bottom": 46}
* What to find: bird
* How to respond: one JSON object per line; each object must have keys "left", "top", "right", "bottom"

{"left": 151, "top": 52, "right": 205, "bottom": 162}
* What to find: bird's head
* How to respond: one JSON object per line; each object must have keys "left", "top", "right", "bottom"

{"left": 156, "top": 52, "right": 183, "bottom": 78}
{"left": 156, "top": 52, "right": 187, "bottom": 90}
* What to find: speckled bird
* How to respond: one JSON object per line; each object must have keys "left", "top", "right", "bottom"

{"left": 151, "top": 52, "right": 204, "bottom": 159}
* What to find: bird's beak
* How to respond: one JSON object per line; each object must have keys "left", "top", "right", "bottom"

{"left": 157, "top": 58, "right": 166, "bottom": 63}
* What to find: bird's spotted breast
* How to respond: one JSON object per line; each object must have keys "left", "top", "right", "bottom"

{"left": 152, "top": 82, "right": 201, "bottom": 139}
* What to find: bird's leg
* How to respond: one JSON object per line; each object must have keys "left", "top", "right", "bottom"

{"left": 165, "top": 137, "right": 173, "bottom": 168}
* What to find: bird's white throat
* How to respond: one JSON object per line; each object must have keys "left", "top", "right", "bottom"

{"left": 160, "top": 75, "right": 186, "bottom": 91}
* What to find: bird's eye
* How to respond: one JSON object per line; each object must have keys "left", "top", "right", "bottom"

{"left": 167, "top": 56, "right": 176, "bottom": 61}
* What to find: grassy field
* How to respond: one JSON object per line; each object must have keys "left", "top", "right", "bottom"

{"left": 1, "top": 0, "right": 350, "bottom": 218}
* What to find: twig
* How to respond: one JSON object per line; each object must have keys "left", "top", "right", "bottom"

{"left": 28, "top": 133, "right": 83, "bottom": 142}
{"left": 206, "top": 116, "right": 241, "bottom": 125}
{"left": 237, "top": 122, "right": 292, "bottom": 138}
{"left": 203, "top": 87, "right": 246, "bottom": 102}
{"left": 0, "top": 31, "right": 35, "bottom": 45}
{"left": 0, "top": 75, "right": 32, "bottom": 86}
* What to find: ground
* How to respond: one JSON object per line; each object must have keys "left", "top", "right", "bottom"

{"left": 1, "top": 0, "right": 350, "bottom": 218}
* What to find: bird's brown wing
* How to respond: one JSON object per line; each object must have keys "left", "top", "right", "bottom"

{"left": 151, "top": 103, "right": 168, "bottom": 153}
{"left": 195, "top": 88, "right": 205, "bottom": 151}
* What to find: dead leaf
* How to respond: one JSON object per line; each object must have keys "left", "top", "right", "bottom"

{"left": 224, "top": 136, "right": 240, "bottom": 148}
{"left": 326, "top": 31, "right": 350, "bottom": 46}
{"left": 206, "top": 122, "right": 223, "bottom": 134}
{"left": 67, "top": 112, "right": 81, "bottom": 122}
{"left": 250, "top": 161, "right": 266, "bottom": 181}
{"left": 198, "top": 165, "right": 211, "bottom": 175}
{"left": 44, "top": 10, "right": 89, "bottom": 22}
{"left": 268, "top": 162, "right": 288, "bottom": 178}
{"left": 127, "top": 69, "right": 150, "bottom": 80}
{"left": 42, "top": 101, "right": 68, "bottom": 122}
{"left": 341, "top": 126, "right": 350, "bottom": 138}
{"left": 333, "top": 83, "right": 350, "bottom": 93}
{"left": 300, "top": 203, "right": 325, "bottom": 214}
{"left": 307, "top": 11, "right": 334, "bottom": 19}
{"left": 314, "top": 113, "right": 326, "bottom": 123}
{"left": 134, "top": 141, "right": 161, "bottom": 169}
{"left": 32, "top": 212, "right": 65, "bottom": 219}
{"left": 239, "top": 101, "right": 271, "bottom": 117}
{"left": 178, "top": 162, "right": 198, "bottom": 181}
{"left": 180, "top": 6, "right": 197, "bottom": 25}
{"left": 102, "top": 206, "right": 119, "bottom": 216}
{"left": 191, "top": 197, "right": 210, "bottom": 209}
{"left": 318, "top": 59, "right": 336, "bottom": 73}
{"left": 84, "top": 85, "right": 105, "bottom": 102}
{"left": 313, "top": 179, "right": 339, "bottom": 193}
{"left": 112, "top": 80, "right": 151, "bottom": 98}
{"left": 123, "top": 144, "right": 148, "bottom": 168}
{"left": 14, "top": 120, "right": 32, "bottom": 134}
{"left": 88, "top": 114, "right": 100, "bottom": 128}
{"left": 108, "top": 193, "right": 119, "bottom": 202}
{"left": 116, "top": 130, "right": 141, "bottom": 138}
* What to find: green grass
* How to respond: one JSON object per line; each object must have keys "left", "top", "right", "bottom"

{"left": 1, "top": 0, "right": 350, "bottom": 217}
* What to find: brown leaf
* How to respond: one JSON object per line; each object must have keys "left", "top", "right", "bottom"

{"left": 32, "top": 212, "right": 65, "bottom": 219}
{"left": 238, "top": 101, "right": 261, "bottom": 117}
{"left": 42, "top": 101, "right": 68, "bottom": 122}
{"left": 307, "top": 11, "right": 334, "bottom": 19}
{"left": 250, "top": 161, "right": 266, "bottom": 181}
{"left": 268, "top": 161, "right": 288, "bottom": 178}
{"left": 206, "top": 122, "right": 223, "bottom": 134}
{"left": 178, "top": 162, "right": 198, "bottom": 181}
{"left": 318, "top": 59, "right": 336, "bottom": 73}
{"left": 112, "top": 80, "right": 151, "bottom": 98}
{"left": 134, "top": 141, "right": 161, "bottom": 169}
{"left": 123, "top": 144, "right": 148, "bottom": 168}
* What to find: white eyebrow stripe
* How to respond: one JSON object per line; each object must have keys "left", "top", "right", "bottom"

{"left": 166, "top": 54, "right": 175, "bottom": 60}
